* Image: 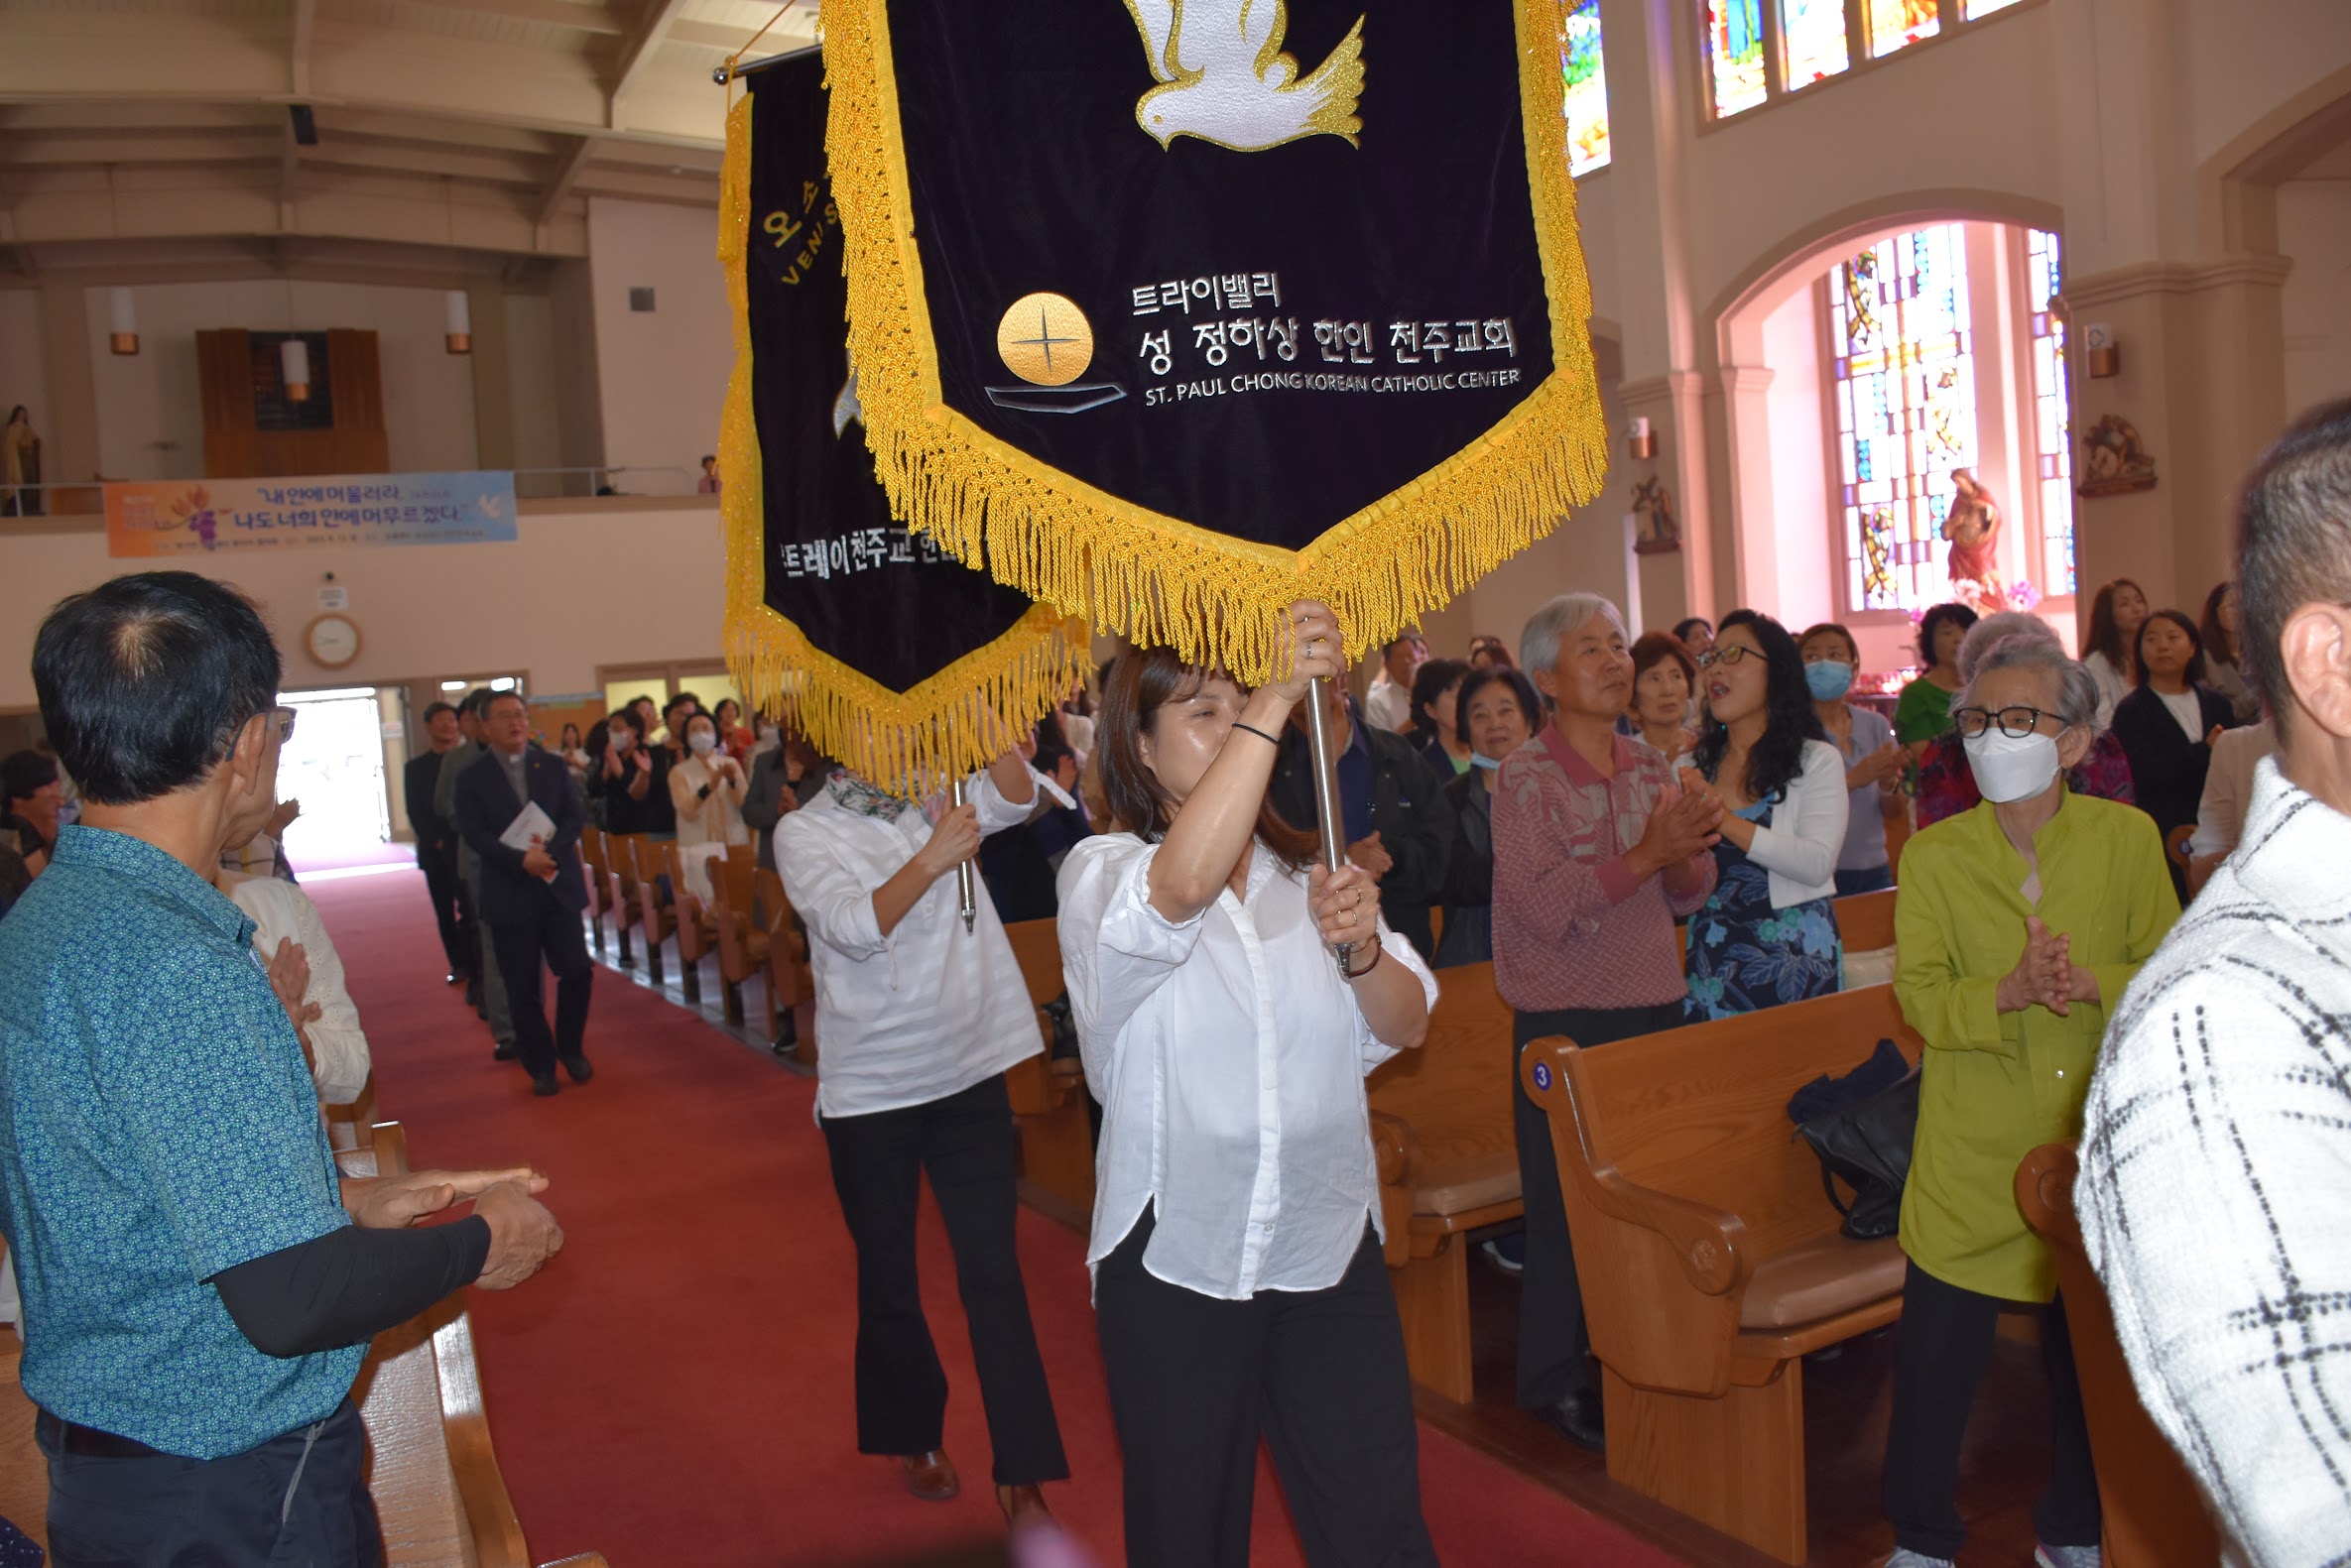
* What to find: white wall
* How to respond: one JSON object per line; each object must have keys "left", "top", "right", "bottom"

{"left": 0, "top": 499, "right": 726, "bottom": 710}
{"left": 585, "top": 197, "right": 730, "bottom": 497}
{"left": 0, "top": 291, "right": 49, "bottom": 456}
{"left": 81, "top": 280, "right": 480, "bottom": 481}
{"left": 2279, "top": 178, "right": 2351, "bottom": 422}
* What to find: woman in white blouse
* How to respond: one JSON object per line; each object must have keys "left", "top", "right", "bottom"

{"left": 667, "top": 710, "right": 749, "bottom": 901}
{"left": 1681, "top": 609, "right": 1851, "bottom": 1021}
{"left": 1056, "top": 602, "right": 1439, "bottom": 1568}
{"left": 773, "top": 746, "right": 1069, "bottom": 1533}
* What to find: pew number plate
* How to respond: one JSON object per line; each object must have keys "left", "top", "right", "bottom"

{"left": 1532, "top": 1063, "right": 1551, "bottom": 1092}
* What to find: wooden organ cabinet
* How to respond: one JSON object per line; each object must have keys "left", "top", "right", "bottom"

{"left": 194, "top": 328, "right": 390, "bottom": 478}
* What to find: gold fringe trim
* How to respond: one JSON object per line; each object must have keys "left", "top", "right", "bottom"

{"left": 718, "top": 91, "right": 1092, "bottom": 797}
{"left": 817, "top": 0, "right": 1610, "bottom": 685}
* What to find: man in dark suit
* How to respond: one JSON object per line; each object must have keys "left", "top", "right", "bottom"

{"left": 1269, "top": 675, "right": 1455, "bottom": 963}
{"left": 405, "top": 700, "right": 469, "bottom": 985}
{"left": 454, "top": 691, "right": 594, "bottom": 1097}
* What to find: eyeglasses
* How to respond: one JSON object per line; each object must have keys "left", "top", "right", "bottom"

{"left": 271, "top": 706, "right": 298, "bottom": 744}
{"left": 1695, "top": 645, "right": 1759, "bottom": 669}
{"left": 1952, "top": 705, "right": 2059, "bottom": 740}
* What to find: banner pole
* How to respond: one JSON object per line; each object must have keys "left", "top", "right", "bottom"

{"left": 1302, "top": 676, "right": 1353, "bottom": 977}
{"left": 949, "top": 776, "right": 977, "bottom": 933}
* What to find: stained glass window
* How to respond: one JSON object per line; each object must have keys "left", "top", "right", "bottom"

{"left": 1866, "top": 0, "right": 1939, "bottom": 58}
{"left": 1965, "top": 0, "right": 2024, "bottom": 14}
{"left": 2028, "top": 228, "right": 2075, "bottom": 596}
{"left": 1707, "top": 0, "right": 1768, "bottom": 119}
{"left": 1781, "top": 0, "right": 1850, "bottom": 88}
{"left": 1831, "top": 223, "right": 1978, "bottom": 613}
{"left": 1562, "top": 0, "right": 1610, "bottom": 177}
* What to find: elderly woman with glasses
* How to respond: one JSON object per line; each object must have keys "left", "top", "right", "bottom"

{"left": 1882, "top": 634, "right": 2179, "bottom": 1568}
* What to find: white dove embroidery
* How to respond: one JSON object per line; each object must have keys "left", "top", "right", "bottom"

{"left": 1124, "top": 0, "right": 1366, "bottom": 152}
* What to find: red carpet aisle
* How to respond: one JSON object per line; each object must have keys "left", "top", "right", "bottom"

{"left": 314, "top": 869, "right": 1679, "bottom": 1568}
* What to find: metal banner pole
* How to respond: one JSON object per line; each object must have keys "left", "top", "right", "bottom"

{"left": 948, "top": 776, "right": 977, "bottom": 933}
{"left": 1300, "top": 676, "right": 1353, "bottom": 976}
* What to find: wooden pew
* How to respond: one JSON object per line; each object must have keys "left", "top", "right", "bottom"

{"left": 1366, "top": 887, "right": 1897, "bottom": 1404}
{"left": 1364, "top": 961, "right": 1519, "bottom": 1403}
{"left": 659, "top": 841, "right": 722, "bottom": 1006}
{"left": 1520, "top": 985, "right": 1923, "bottom": 1562}
{"left": 706, "top": 844, "right": 775, "bottom": 1033}
{"left": 574, "top": 827, "right": 607, "bottom": 961}
{"left": 999, "top": 917, "right": 1096, "bottom": 1230}
{"left": 324, "top": 1068, "right": 380, "bottom": 1153}
{"left": 754, "top": 867, "right": 817, "bottom": 1066}
{"left": 2016, "top": 1144, "right": 2222, "bottom": 1568}
{"left": 579, "top": 827, "right": 633, "bottom": 970}
{"left": 324, "top": 1123, "right": 623, "bottom": 1568}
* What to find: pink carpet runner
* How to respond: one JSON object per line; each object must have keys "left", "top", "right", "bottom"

{"left": 312, "top": 868, "right": 1678, "bottom": 1568}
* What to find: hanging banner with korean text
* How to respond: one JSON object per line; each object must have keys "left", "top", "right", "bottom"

{"left": 103, "top": 471, "right": 519, "bottom": 557}
{"left": 818, "top": 0, "right": 1607, "bottom": 680}
{"left": 719, "top": 50, "right": 1088, "bottom": 791}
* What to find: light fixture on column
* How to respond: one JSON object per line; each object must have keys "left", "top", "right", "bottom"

{"left": 108, "top": 288, "right": 139, "bottom": 355}
{"left": 281, "top": 336, "right": 312, "bottom": 404}
{"left": 1626, "top": 415, "right": 1656, "bottom": 462}
{"left": 444, "top": 290, "right": 471, "bottom": 354}
{"left": 2083, "top": 321, "right": 2120, "bottom": 379}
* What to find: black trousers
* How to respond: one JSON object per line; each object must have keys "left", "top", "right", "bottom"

{"left": 818, "top": 1074, "right": 1067, "bottom": 1487}
{"left": 421, "top": 838, "right": 467, "bottom": 975}
{"left": 488, "top": 892, "right": 593, "bottom": 1080}
{"left": 1883, "top": 1260, "right": 2101, "bottom": 1558}
{"left": 41, "top": 1398, "right": 382, "bottom": 1568}
{"left": 1094, "top": 1208, "right": 1438, "bottom": 1568}
{"left": 1511, "top": 1000, "right": 1685, "bottom": 1410}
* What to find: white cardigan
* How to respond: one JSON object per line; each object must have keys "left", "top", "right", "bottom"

{"left": 1742, "top": 739, "right": 1849, "bottom": 908}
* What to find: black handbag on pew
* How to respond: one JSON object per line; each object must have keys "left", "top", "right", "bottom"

{"left": 1787, "top": 1038, "right": 1920, "bottom": 1242}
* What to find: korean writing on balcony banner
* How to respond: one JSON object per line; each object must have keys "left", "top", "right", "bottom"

{"left": 718, "top": 49, "right": 1088, "bottom": 793}
{"left": 103, "top": 472, "right": 520, "bottom": 557}
{"left": 815, "top": 0, "right": 1608, "bottom": 681}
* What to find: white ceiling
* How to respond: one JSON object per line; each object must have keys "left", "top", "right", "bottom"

{"left": 0, "top": 0, "right": 819, "bottom": 278}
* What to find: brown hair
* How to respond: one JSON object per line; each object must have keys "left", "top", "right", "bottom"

{"left": 1629, "top": 630, "right": 1697, "bottom": 689}
{"left": 1095, "top": 647, "right": 1318, "bottom": 870}
{"left": 1796, "top": 621, "right": 1861, "bottom": 664}
{"left": 2084, "top": 577, "right": 2146, "bottom": 672}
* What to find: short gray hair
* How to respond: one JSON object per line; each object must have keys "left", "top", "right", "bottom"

{"left": 1956, "top": 635, "right": 2100, "bottom": 731}
{"left": 1954, "top": 611, "right": 2058, "bottom": 683}
{"left": 1520, "top": 593, "right": 1629, "bottom": 675}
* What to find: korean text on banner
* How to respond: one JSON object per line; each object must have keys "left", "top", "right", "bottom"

{"left": 103, "top": 472, "right": 521, "bottom": 558}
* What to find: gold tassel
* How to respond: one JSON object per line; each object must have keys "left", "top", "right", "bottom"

{"left": 718, "top": 93, "right": 1093, "bottom": 799}
{"left": 817, "top": 0, "right": 1610, "bottom": 686}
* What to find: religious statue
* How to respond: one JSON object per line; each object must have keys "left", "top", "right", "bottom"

{"left": 1941, "top": 468, "right": 2002, "bottom": 601}
{"left": 1630, "top": 475, "right": 1679, "bottom": 554}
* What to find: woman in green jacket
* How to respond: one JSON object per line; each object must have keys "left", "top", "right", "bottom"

{"left": 1885, "top": 632, "right": 2179, "bottom": 1568}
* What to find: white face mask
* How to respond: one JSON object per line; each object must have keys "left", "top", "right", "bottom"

{"left": 688, "top": 731, "right": 718, "bottom": 756}
{"left": 1963, "top": 728, "right": 2063, "bottom": 804}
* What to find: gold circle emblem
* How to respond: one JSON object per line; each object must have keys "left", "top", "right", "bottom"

{"left": 996, "top": 294, "right": 1094, "bottom": 387}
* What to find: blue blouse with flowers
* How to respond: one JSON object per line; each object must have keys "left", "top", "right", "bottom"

{"left": 0, "top": 826, "right": 360, "bottom": 1458}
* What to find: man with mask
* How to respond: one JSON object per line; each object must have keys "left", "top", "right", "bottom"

{"left": 0, "top": 572, "right": 563, "bottom": 1562}
{"left": 454, "top": 690, "right": 595, "bottom": 1097}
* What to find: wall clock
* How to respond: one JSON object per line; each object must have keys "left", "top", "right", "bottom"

{"left": 305, "top": 612, "right": 362, "bottom": 668}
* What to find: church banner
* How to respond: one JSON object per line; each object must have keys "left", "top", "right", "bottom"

{"left": 719, "top": 50, "right": 1088, "bottom": 792}
{"left": 818, "top": 0, "right": 1608, "bottom": 680}
{"left": 103, "top": 471, "right": 518, "bottom": 557}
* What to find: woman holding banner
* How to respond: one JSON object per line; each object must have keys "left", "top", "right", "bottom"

{"left": 1057, "top": 601, "right": 1440, "bottom": 1568}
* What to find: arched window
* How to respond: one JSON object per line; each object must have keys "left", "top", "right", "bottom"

{"left": 1831, "top": 224, "right": 1978, "bottom": 612}
{"left": 1824, "top": 221, "right": 2074, "bottom": 614}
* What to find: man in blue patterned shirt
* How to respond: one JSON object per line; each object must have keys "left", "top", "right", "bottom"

{"left": 0, "top": 572, "right": 564, "bottom": 1566}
